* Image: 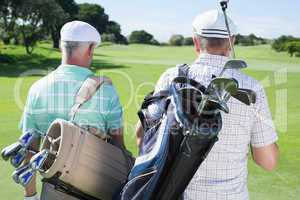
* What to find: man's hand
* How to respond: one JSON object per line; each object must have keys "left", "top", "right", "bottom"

{"left": 251, "top": 143, "right": 279, "bottom": 171}
{"left": 110, "top": 128, "right": 126, "bottom": 149}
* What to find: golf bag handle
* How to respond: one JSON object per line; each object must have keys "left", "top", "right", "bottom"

{"left": 172, "top": 77, "right": 206, "bottom": 93}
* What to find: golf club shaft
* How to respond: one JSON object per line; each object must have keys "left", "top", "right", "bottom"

{"left": 220, "top": 1, "right": 236, "bottom": 59}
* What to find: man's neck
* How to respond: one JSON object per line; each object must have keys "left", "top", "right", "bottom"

{"left": 61, "top": 58, "right": 90, "bottom": 68}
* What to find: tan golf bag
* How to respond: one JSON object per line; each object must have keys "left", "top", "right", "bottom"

{"left": 39, "top": 76, "right": 134, "bottom": 200}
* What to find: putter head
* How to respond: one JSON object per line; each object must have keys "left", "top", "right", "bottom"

{"left": 30, "top": 149, "right": 49, "bottom": 172}
{"left": 10, "top": 150, "right": 26, "bottom": 168}
{"left": 12, "top": 164, "right": 31, "bottom": 184}
{"left": 1, "top": 142, "right": 22, "bottom": 161}
{"left": 205, "top": 78, "right": 239, "bottom": 113}
{"left": 224, "top": 60, "right": 247, "bottom": 70}
{"left": 19, "top": 168, "right": 35, "bottom": 187}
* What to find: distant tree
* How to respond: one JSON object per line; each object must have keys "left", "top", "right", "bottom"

{"left": 102, "top": 33, "right": 116, "bottom": 43}
{"left": 48, "top": 0, "right": 79, "bottom": 48}
{"left": 129, "top": 30, "right": 154, "bottom": 44}
{"left": 150, "top": 39, "right": 160, "bottom": 46}
{"left": 18, "top": 0, "right": 46, "bottom": 54}
{"left": 183, "top": 37, "right": 194, "bottom": 46}
{"left": 271, "top": 35, "right": 299, "bottom": 52}
{"left": 106, "top": 21, "right": 128, "bottom": 44}
{"left": 285, "top": 41, "right": 300, "bottom": 57}
{"left": 77, "top": 3, "right": 108, "bottom": 34}
{"left": 0, "top": 0, "right": 22, "bottom": 44}
{"left": 77, "top": 4, "right": 127, "bottom": 44}
{"left": 169, "top": 35, "right": 184, "bottom": 46}
{"left": 235, "top": 33, "right": 267, "bottom": 46}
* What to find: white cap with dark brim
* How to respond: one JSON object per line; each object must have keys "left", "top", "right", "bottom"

{"left": 60, "top": 21, "right": 101, "bottom": 47}
{"left": 192, "top": 9, "right": 237, "bottom": 39}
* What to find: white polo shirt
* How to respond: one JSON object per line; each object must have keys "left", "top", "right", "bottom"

{"left": 150, "top": 53, "right": 278, "bottom": 200}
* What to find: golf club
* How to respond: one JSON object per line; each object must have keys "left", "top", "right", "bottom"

{"left": 1, "top": 130, "right": 38, "bottom": 166}
{"left": 19, "top": 167, "right": 35, "bottom": 187}
{"left": 1, "top": 142, "right": 22, "bottom": 161}
{"left": 219, "top": 0, "right": 235, "bottom": 59}
{"left": 10, "top": 149, "right": 37, "bottom": 168}
{"left": 10, "top": 150, "right": 26, "bottom": 168}
{"left": 219, "top": 60, "right": 248, "bottom": 77}
{"left": 197, "top": 78, "right": 239, "bottom": 114}
{"left": 12, "top": 164, "right": 31, "bottom": 184}
{"left": 30, "top": 149, "right": 49, "bottom": 172}
{"left": 232, "top": 88, "right": 257, "bottom": 105}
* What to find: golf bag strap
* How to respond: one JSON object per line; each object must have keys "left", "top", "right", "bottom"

{"left": 141, "top": 90, "right": 169, "bottom": 109}
{"left": 70, "top": 76, "right": 112, "bottom": 121}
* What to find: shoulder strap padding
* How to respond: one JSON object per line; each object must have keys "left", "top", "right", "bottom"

{"left": 70, "top": 76, "right": 112, "bottom": 121}
{"left": 177, "top": 64, "right": 190, "bottom": 77}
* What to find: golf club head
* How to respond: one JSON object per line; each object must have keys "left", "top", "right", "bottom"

{"left": 12, "top": 164, "right": 31, "bottom": 184}
{"left": 19, "top": 131, "right": 36, "bottom": 148}
{"left": 19, "top": 168, "right": 35, "bottom": 187}
{"left": 197, "top": 78, "right": 237, "bottom": 114}
{"left": 206, "top": 78, "right": 239, "bottom": 113}
{"left": 10, "top": 150, "right": 26, "bottom": 168}
{"left": 240, "top": 89, "right": 256, "bottom": 104}
{"left": 1, "top": 142, "right": 22, "bottom": 161}
{"left": 232, "top": 88, "right": 256, "bottom": 105}
{"left": 30, "top": 149, "right": 49, "bottom": 172}
{"left": 224, "top": 60, "right": 248, "bottom": 70}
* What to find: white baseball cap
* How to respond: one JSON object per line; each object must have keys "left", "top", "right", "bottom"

{"left": 192, "top": 9, "right": 237, "bottom": 38}
{"left": 60, "top": 21, "right": 101, "bottom": 46}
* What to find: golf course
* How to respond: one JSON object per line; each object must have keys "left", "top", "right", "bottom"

{"left": 0, "top": 43, "right": 299, "bottom": 199}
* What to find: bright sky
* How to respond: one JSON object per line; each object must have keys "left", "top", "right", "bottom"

{"left": 76, "top": 0, "right": 300, "bottom": 42}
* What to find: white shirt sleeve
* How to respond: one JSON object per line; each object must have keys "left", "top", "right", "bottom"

{"left": 250, "top": 85, "right": 278, "bottom": 148}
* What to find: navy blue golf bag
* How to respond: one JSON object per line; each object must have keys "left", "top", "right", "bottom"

{"left": 120, "top": 63, "right": 256, "bottom": 200}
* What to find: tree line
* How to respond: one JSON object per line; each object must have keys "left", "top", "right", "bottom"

{"left": 1, "top": 1, "right": 299, "bottom": 57}
{"left": 0, "top": 0, "right": 127, "bottom": 54}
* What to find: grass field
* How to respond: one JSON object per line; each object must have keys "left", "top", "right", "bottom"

{"left": 0, "top": 43, "right": 299, "bottom": 199}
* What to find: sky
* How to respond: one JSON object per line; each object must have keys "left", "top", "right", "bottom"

{"left": 76, "top": 0, "right": 300, "bottom": 42}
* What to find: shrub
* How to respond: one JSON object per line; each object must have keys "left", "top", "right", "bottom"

{"left": 169, "top": 35, "right": 184, "bottom": 46}
{"left": 183, "top": 37, "right": 194, "bottom": 46}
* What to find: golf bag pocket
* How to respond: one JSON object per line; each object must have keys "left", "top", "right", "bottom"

{"left": 120, "top": 167, "right": 156, "bottom": 200}
{"left": 41, "top": 182, "right": 81, "bottom": 200}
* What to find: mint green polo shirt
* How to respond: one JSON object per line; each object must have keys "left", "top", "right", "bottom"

{"left": 20, "top": 64, "right": 123, "bottom": 137}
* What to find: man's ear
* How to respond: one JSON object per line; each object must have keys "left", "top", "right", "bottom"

{"left": 87, "top": 44, "right": 94, "bottom": 57}
{"left": 193, "top": 36, "right": 201, "bottom": 55}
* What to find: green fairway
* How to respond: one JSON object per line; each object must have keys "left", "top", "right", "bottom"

{"left": 0, "top": 43, "right": 299, "bottom": 199}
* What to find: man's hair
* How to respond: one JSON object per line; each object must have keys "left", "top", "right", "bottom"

{"left": 60, "top": 41, "right": 95, "bottom": 58}
{"left": 195, "top": 35, "right": 230, "bottom": 51}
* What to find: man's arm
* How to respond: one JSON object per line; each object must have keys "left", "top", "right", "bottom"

{"left": 251, "top": 143, "right": 279, "bottom": 171}
{"left": 250, "top": 85, "right": 279, "bottom": 171}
